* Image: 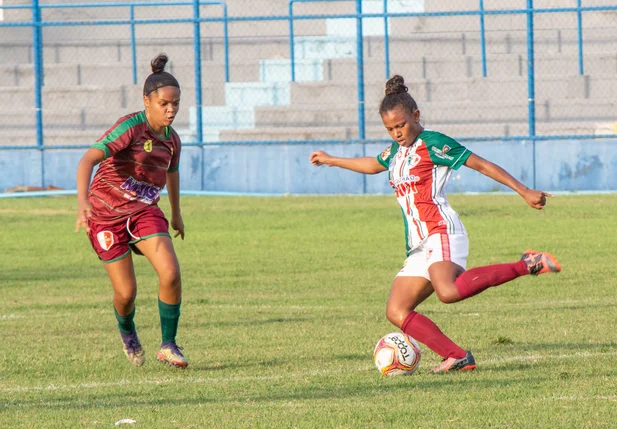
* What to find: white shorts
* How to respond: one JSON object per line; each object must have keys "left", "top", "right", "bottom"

{"left": 396, "top": 233, "right": 469, "bottom": 281}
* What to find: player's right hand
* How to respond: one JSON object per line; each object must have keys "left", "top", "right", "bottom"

{"left": 310, "top": 150, "right": 331, "bottom": 166}
{"left": 75, "top": 200, "right": 92, "bottom": 233}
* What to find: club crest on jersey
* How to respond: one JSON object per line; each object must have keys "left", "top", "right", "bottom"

{"left": 97, "top": 231, "right": 114, "bottom": 251}
{"left": 144, "top": 140, "right": 153, "bottom": 152}
{"left": 407, "top": 153, "right": 421, "bottom": 169}
{"left": 120, "top": 176, "right": 161, "bottom": 204}
{"left": 442, "top": 145, "right": 451, "bottom": 153}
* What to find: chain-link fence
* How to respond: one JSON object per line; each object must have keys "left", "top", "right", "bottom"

{"left": 1, "top": 0, "right": 617, "bottom": 192}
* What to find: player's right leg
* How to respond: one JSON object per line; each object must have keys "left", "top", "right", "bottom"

{"left": 103, "top": 254, "right": 145, "bottom": 367}
{"left": 386, "top": 274, "right": 475, "bottom": 373}
{"left": 87, "top": 220, "right": 144, "bottom": 367}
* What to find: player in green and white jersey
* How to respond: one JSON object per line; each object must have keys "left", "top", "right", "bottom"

{"left": 310, "top": 75, "right": 561, "bottom": 373}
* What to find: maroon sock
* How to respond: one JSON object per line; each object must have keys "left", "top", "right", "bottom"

{"left": 401, "top": 311, "right": 466, "bottom": 359}
{"left": 455, "top": 260, "right": 529, "bottom": 300}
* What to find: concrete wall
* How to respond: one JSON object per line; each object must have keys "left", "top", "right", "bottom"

{"left": 2, "top": 138, "right": 616, "bottom": 193}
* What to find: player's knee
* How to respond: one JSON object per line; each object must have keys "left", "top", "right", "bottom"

{"left": 115, "top": 289, "right": 136, "bottom": 306}
{"left": 159, "top": 264, "right": 181, "bottom": 289}
{"left": 385, "top": 305, "right": 409, "bottom": 328}
{"left": 434, "top": 286, "right": 458, "bottom": 304}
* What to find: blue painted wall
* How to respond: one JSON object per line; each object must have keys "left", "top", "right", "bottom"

{"left": 1, "top": 139, "right": 616, "bottom": 193}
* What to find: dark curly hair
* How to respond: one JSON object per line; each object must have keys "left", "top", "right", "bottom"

{"left": 143, "top": 53, "right": 180, "bottom": 96}
{"left": 379, "top": 75, "right": 418, "bottom": 116}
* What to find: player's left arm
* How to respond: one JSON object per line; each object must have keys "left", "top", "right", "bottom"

{"left": 166, "top": 170, "right": 184, "bottom": 239}
{"left": 464, "top": 153, "right": 553, "bottom": 210}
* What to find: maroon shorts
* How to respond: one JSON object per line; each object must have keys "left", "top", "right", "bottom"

{"left": 87, "top": 205, "right": 170, "bottom": 263}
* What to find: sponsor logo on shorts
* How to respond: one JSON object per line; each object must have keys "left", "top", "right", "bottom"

{"left": 97, "top": 231, "right": 114, "bottom": 251}
{"left": 120, "top": 176, "right": 161, "bottom": 204}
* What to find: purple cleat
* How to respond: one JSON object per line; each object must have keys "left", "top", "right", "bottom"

{"left": 157, "top": 342, "right": 188, "bottom": 368}
{"left": 120, "top": 331, "right": 145, "bottom": 367}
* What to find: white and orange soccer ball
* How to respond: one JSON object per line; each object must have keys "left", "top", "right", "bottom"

{"left": 373, "top": 332, "right": 422, "bottom": 376}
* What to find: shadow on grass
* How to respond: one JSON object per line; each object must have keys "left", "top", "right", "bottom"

{"left": 478, "top": 342, "right": 617, "bottom": 373}
{"left": 0, "top": 373, "right": 552, "bottom": 411}
{"left": 193, "top": 317, "right": 311, "bottom": 328}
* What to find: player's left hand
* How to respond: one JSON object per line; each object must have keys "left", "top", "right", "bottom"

{"left": 523, "top": 189, "right": 553, "bottom": 210}
{"left": 171, "top": 216, "right": 185, "bottom": 239}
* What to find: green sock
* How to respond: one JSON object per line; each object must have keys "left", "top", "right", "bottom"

{"left": 114, "top": 306, "right": 136, "bottom": 334}
{"left": 158, "top": 299, "right": 181, "bottom": 344}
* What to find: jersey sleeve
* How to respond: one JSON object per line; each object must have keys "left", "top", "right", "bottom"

{"left": 376, "top": 142, "right": 399, "bottom": 169}
{"left": 91, "top": 114, "right": 142, "bottom": 158}
{"left": 422, "top": 131, "right": 472, "bottom": 170}
{"left": 167, "top": 131, "right": 181, "bottom": 173}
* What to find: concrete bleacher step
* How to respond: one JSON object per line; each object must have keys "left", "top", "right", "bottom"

{"left": 288, "top": 74, "right": 617, "bottom": 106}
{"left": 1, "top": 107, "right": 190, "bottom": 131}
{"left": 0, "top": 84, "right": 221, "bottom": 116}
{"left": 324, "top": 53, "right": 617, "bottom": 82}
{"left": 219, "top": 126, "right": 355, "bottom": 142}
{"left": 253, "top": 99, "right": 617, "bottom": 128}
{"left": 259, "top": 59, "right": 324, "bottom": 83}
{"left": 224, "top": 82, "right": 290, "bottom": 107}
{"left": 8, "top": 129, "right": 102, "bottom": 146}
{"left": 189, "top": 106, "right": 255, "bottom": 134}
{"left": 9, "top": 116, "right": 608, "bottom": 147}
{"left": 0, "top": 61, "right": 261, "bottom": 87}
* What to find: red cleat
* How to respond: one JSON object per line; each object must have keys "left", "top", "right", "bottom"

{"left": 521, "top": 249, "right": 562, "bottom": 275}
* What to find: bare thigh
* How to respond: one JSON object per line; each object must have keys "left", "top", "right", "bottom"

{"left": 385, "top": 276, "right": 434, "bottom": 329}
{"left": 134, "top": 235, "right": 181, "bottom": 304}
{"left": 103, "top": 254, "right": 137, "bottom": 315}
{"left": 428, "top": 261, "right": 466, "bottom": 303}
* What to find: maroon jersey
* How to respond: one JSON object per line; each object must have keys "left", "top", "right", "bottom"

{"left": 89, "top": 111, "right": 181, "bottom": 224}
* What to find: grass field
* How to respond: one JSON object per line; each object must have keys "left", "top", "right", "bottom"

{"left": 1, "top": 194, "right": 616, "bottom": 428}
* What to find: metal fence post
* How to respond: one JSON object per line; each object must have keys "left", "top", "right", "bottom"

{"left": 289, "top": 1, "right": 296, "bottom": 82}
{"left": 130, "top": 5, "right": 137, "bottom": 84}
{"left": 193, "top": 0, "right": 204, "bottom": 189}
{"left": 526, "top": 0, "right": 536, "bottom": 189}
{"left": 356, "top": 0, "right": 366, "bottom": 142}
{"left": 32, "top": 0, "right": 45, "bottom": 186}
{"left": 479, "top": 0, "right": 487, "bottom": 77}
{"left": 222, "top": 2, "right": 230, "bottom": 82}
{"left": 383, "top": 0, "right": 390, "bottom": 79}
{"left": 576, "top": 0, "right": 584, "bottom": 75}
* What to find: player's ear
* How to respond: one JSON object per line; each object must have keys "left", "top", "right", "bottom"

{"left": 143, "top": 95, "right": 150, "bottom": 108}
{"left": 413, "top": 109, "right": 421, "bottom": 123}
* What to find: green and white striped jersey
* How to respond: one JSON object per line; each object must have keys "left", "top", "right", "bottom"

{"left": 377, "top": 130, "right": 472, "bottom": 255}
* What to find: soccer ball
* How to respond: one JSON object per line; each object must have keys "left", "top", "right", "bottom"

{"left": 373, "top": 332, "right": 422, "bottom": 376}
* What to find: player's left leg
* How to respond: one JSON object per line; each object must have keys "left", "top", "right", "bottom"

{"left": 127, "top": 206, "right": 188, "bottom": 368}
{"left": 427, "top": 234, "right": 561, "bottom": 303}
{"left": 134, "top": 235, "right": 187, "bottom": 368}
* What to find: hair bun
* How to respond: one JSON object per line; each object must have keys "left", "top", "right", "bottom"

{"left": 385, "top": 75, "right": 408, "bottom": 96}
{"left": 150, "top": 54, "right": 169, "bottom": 74}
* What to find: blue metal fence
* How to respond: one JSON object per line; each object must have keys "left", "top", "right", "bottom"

{"left": 1, "top": 0, "right": 617, "bottom": 191}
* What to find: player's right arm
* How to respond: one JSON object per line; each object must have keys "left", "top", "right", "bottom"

{"left": 75, "top": 148, "right": 106, "bottom": 233}
{"left": 310, "top": 150, "right": 387, "bottom": 175}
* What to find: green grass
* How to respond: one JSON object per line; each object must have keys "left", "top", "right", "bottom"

{"left": 1, "top": 194, "right": 616, "bottom": 428}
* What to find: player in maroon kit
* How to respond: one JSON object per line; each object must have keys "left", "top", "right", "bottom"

{"left": 75, "top": 54, "right": 187, "bottom": 368}
{"left": 310, "top": 75, "right": 561, "bottom": 373}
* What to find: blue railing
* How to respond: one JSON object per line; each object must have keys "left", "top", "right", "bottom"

{"left": 2, "top": 0, "right": 617, "bottom": 157}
